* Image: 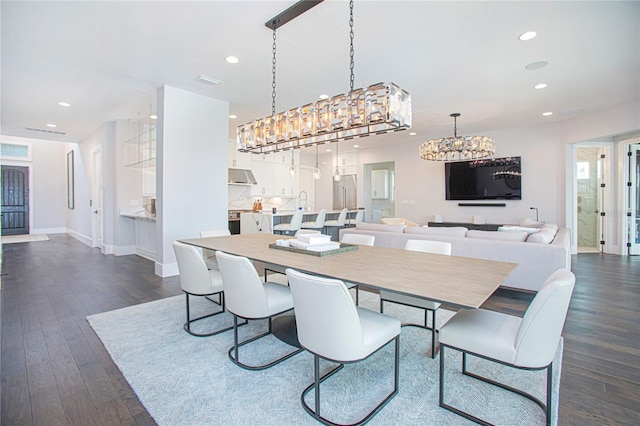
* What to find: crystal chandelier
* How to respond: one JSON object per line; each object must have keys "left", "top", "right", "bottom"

{"left": 236, "top": 1, "right": 412, "bottom": 155}
{"left": 419, "top": 113, "right": 495, "bottom": 161}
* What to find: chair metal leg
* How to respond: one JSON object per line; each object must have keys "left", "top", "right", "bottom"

{"left": 379, "top": 298, "right": 439, "bottom": 358}
{"left": 440, "top": 344, "right": 552, "bottom": 425}
{"left": 183, "top": 292, "right": 243, "bottom": 337}
{"left": 300, "top": 336, "right": 399, "bottom": 426}
{"left": 227, "top": 314, "right": 303, "bottom": 371}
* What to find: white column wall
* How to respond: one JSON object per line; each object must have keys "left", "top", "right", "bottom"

{"left": 155, "top": 85, "right": 228, "bottom": 277}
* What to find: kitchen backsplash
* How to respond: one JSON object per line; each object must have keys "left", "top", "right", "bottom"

{"left": 228, "top": 185, "right": 298, "bottom": 211}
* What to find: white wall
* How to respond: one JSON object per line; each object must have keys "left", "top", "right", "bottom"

{"left": 155, "top": 85, "right": 229, "bottom": 277}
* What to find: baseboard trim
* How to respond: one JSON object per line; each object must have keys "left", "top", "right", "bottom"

{"left": 114, "top": 245, "right": 136, "bottom": 256}
{"left": 67, "top": 230, "right": 93, "bottom": 247}
{"left": 31, "top": 227, "right": 66, "bottom": 234}
{"left": 155, "top": 261, "right": 178, "bottom": 277}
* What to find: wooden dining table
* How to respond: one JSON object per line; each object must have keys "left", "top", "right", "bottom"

{"left": 179, "top": 233, "right": 517, "bottom": 309}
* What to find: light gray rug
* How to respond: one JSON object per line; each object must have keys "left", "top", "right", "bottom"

{"left": 87, "top": 290, "right": 561, "bottom": 425}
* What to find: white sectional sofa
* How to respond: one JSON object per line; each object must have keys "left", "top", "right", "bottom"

{"left": 339, "top": 222, "right": 571, "bottom": 292}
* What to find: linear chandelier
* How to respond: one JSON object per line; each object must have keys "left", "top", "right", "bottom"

{"left": 237, "top": 1, "right": 412, "bottom": 155}
{"left": 419, "top": 113, "right": 495, "bottom": 161}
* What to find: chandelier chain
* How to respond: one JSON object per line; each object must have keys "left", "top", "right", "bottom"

{"left": 453, "top": 115, "right": 457, "bottom": 138}
{"left": 349, "top": 0, "right": 355, "bottom": 92}
{"left": 272, "top": 26, "right": 277, "bottom": 116}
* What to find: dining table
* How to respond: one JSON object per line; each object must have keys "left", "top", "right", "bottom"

{"left": 179, "top": 233, "right": 518, "bottom": 346}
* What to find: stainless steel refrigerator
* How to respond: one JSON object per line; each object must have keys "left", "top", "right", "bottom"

{"left": 333, "top": 174, "right": 357, "bottom": 210}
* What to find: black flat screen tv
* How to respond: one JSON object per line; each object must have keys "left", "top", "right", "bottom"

{"left": 445, "top": 157, "right": 521, "bottom": 200}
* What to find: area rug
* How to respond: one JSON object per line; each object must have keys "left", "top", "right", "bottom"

{"left": 1, "top": 234, "right": 49, "bottom": 244}
{"left": 87, "top": 290, "right": 561, "bottom": 425}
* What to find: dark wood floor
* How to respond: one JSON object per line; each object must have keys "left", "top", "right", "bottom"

{"left": 1, "top": 235, "right": 638, "bottom": 425}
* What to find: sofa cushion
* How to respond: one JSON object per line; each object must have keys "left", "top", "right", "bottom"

{"left": 466, "top": 230, "right": 529, "bottom": 242}
{"left": 527, "top": 226, "right": 557, "bottom": 244}
{"left": 541, "top": 223, "right": 559, "bottom": 234}
{"left": 405, "top": 226, "right": 468, "bottom": 237}
{"left": 381, "top": 217, "right": 418, "bottom": 227}
{"left": 355, "top": 222, "right": 406, "bottom": 233}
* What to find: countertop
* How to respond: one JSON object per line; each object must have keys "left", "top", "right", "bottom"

{"left": 120, "top": 209, "right": 156, "bottom": 221}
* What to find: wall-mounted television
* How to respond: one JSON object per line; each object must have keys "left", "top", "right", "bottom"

{"left": 445, "top": 156, "right": 521, "bottom": 200}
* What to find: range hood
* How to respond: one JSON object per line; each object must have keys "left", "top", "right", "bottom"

{"left": 228, "top": 168, "right": 257, "bottom": 185}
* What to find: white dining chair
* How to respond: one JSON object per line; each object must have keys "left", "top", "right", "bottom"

{"left": 173, "top": 241, "right": 239, "bottom": 337}
{"left": 199, "top": 228, "right": 231, "bottom": 270}
{"left": 273, "top": 209, "right": 304, "bottom": 235}
{"left": 216, "top": 250, "right": 304, "bottom": 370}
{"left": 339, "top": 233, "right": 375, "bottom": 305}
{"left": 300, "top": 208, "right": 327, "bottom": 231}
{"left": 380, "top": 239, "right": 451, "bottom": 358}
{"left": 286, "top": 268, "right": 401, "bottom": 426}
{"left": 439, "top": 268, "right": 575, "bottom": 425}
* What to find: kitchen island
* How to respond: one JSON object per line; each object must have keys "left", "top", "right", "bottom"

{"left": 240, "top": 209, "right": 361, "bottom": 239}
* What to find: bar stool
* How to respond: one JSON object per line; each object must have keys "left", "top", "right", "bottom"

{"left": 300, "top": 209, "right": 327, "bottom": 232}
{"left": 323, "top": 208, "right": 347, "bottom": 238}
{"left": 346, "top": 209, "right": 364, "bottom": 228}
{"left": 273, "top": 209, "right": 304, "bottom": 235}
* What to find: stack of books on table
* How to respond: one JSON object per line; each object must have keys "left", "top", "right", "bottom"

{"left": 288, "top": 234, "right": 340, "bottom": 252}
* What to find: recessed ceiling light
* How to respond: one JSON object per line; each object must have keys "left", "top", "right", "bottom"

{"left": 149, "top": 115, "right": 158, "bottom": 120}
{"left": 353, "top": 144, "right": 359, "bottom": 148}
{"left": 197, "top": 74, "right": 222, "bottom": 85}
{"left": 319, "top": 94, "right": 329, "bottom": 100}
{"left": 46, "top": 123, "right": 57, "bottom": 128}
{"left": 409, "top": 132, "right": 417, "bottom": 136}
{"left": 525, "top": 61, "right": 549, "bottom": 71}
{"left": 534, "top": 83, "right": 548, "bottom": 89}
{"left": 58, "top": 102, "right": 71, "bottom": 107}
{"left": 229, "top": 114, "right": 237, "bottom": 119}
{"left": 325, "top": 149, "right": 332, "bottom": 152}
{"left": 225, "top": 56, "right": 239, "bottom": 64}
{"left": 542, "top": 112, "right": 553, "bottom": 116}
{"left": 518, "top": 31, "right": 537, "bottom": 41}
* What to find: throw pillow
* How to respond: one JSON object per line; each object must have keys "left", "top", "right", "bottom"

{"left": 498, "top": 225, "right": 540, "bottom": 234}
{"left": 527, "top": 225, "right": 558, "bottom": 244}
{"left": 519, "top": 218, "right": 545, "bottom": 228}
{"left": 381, "top": 217, "right": 419, "bottom": 227}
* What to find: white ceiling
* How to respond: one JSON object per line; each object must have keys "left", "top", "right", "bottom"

{"left": 1, "top": 1, "right": 638, "bottom": 149}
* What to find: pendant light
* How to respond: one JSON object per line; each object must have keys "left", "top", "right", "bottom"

{"left": 237, "top": 0, "right": 412, "bottom": 154}
{"left": 419, "top": 113, "right": 495, "bottom": 161}
{"left": 333, "top": 138, "right": 341, "bottom": 181}
{"left": 313, "top": 145, "right": 321, "bottom": 179}
{"left": 289, "top": 150, "right": 296, "bottom": 176}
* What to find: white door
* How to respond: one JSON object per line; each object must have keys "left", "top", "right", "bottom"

{"left": 628, "top": 144, "right": 640, "bottom": 255}
{"left": 91, "top": 146, "right": 104, "bottom": 251}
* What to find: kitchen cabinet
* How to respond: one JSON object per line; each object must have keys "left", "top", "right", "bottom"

{"left": 250, "top": 151, "right": 299, "bottom": 197}
{"left": 371, "top": 169, "right": 389, "bottom": 199}
{"left": 227, "top": 141, "right": 252, "bottom": 169}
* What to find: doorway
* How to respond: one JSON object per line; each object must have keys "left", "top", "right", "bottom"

{"left": 364, "top": 162, "right": 395, "bottom": 223}
{"left": 1, "top": 165, "right": 30, "bottom": 235}
{"left": 91, "top": 147, "right": 104, "bottom": 251}
{"left": 576, "top": 147, "right": 603, "bottom": 253}
{"left": 628, "top": 143, "right": 640, "bottom": 255}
